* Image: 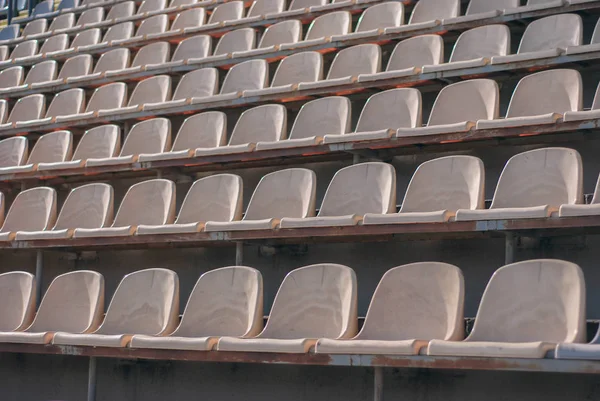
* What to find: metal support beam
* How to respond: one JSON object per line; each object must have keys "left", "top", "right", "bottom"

{"left": 373, "top": 367, "right": 383, "bottom": 401}
{"left": 7, "top": 0, "right": 13, "bottom": 24}
{"left": 87, "top": 356, "right": 97, "bottom": 401}
{"left": 505, "top": 233, "right": 516, "bottom": 265}
{"left": 235, "top": 242, "right": 243, "bottom": 265}
{"left": 35, "top": 250, "right": 43, "bottom": 306}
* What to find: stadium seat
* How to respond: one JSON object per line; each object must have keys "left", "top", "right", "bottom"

{"left": 114, "top": 14, "right": 168, "bottom": 44}
{"left": 7, "top": 40, "right": 39, "bottom": 61}
{"left": 137, "top": 174, "right": 243, "bottom": 234}
{"left": 428, "top": 259, "right": 585, "bottom": 358}
{"left": 205, "top": 168, "right": 316, "bottom": 231}
{"left": 232, "top": 20, "right": 302, "bottom": 58}
{"left": 443, "top": 0, "right": 518, "bottom": 24}
{"left": 39, "top": 54, "right": 93, "bottom": 87}
{"left": 131, "top": 266, "right": 262, "bottom": 350}
{"left": 136, "top": 0, "right": 167, "bottom": 15}
{"left": 317, "top": 262, "right": 464, "bottom": 355}
{"left": 34, "top": 33, "right": 70, "bottom": 58}
{"left": 559, "top": 174, "right": 600, "bottom": 217}
{"left": 0, "top": 272, "right": 36, "bottom": 332}
{"left": 0, "top": 66, "right": 30, "bottom": 93}
{"left": 146, "top": 68, "right": 218, "bottom": 110}
{"left": 17, "top": 88, "right": 84, "bottom": 127}
{"left": 67, "top": 28, "right": 102, "bottom": 50}
{"left": 167, "top": 0, "right": 198, "bottom": 10}
{"left": 208, "top": 1, "right": 244, "bottom": 25}
{"left": 105, "top": 42, "right": 169, "bottom": 76}
{"left": 218, "top": 263, "right": 357, "bottom": 353}
{"left": 333, "top": 2, "right": 404, "bottom": 41}
{"left": 364, "top": 156, "right": 485, "bottom": 224}
{"left": 47, "top": 13, "right": 75, "bottom": 33}
{"left": 247, "top": 0, "right": 285, "bottom": 19}
{"left": 22, "top": 19, "right": 48, "bottom": 38}
{"left": 103, "top": 1, "right": 136, "bottom": 23}
{"left": 79, "top": 21, "right": 134, "bottom": 51}
{"left": 456, "top": 148, "right": 583, "bottom": 221}
{"left": 0, "top": 137, "right": 28, "bottom": 168}
{"left": 556, "top": 322, "right": 600, "bottom": 359}
{"left": 280, "top": 11, "right": 350, "bottom": 50}
{"left": 67, "top": 48, "right": 130, "bottom": 83}
{"left": 477, "top": 69, "right": 581, "bottom": 129}
{"left": 0, "top": 187, "right": 57, "bottom": 240}
{"left": 397, "top": 79, "right": 499, "bottom": 136}
{"left": 56, "top": 82, "right": 127, "bottom": 122}
{"left": 164, "top": 35, "right": 211, "bottom": 66}
{"left": 504, "top": 0, "right": 567, "bottom": 15}
{"left": 385, "top": 0, "right": 458, "bottom": 33}
{"left": 0, "top": 25, "right": 19, "bottom": 42}
{"left": 0, "top": 94, "right": 46, "bottom": 129}
{"left": 208, "top": 28, "right": 256, "bottom": 60}
{"left": 53, "top": 268, "right": 179, "bottom": 347}
{"left": 23, "top": 60, "right": 57, "bottom": 87}
{"left": 0, "top": 130, "right": 72, "bottom": 173}
{"left": 564, "top": 82, "right": 600, "bottom": 122}
{"left": 167, "top": 8, "right": 205, "bottom": 32}
{"left": 98, "top": 75, "right": 171, "bottom": 115}
{"left": 75, "top": 7, "right": 105, "bottom": 27}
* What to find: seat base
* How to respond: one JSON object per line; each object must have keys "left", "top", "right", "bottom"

{"left": 427, "top": 339, "right": 556, "bottom": 359}
{"left": 218, "top": 336, "right": 317, "bottom": 353}
{"left": 322, "top": 129, "right": 393, "bottom": 144}
{"left": 255, "top": 136, "right": 321, "bottom": 151}
{"left": 73, "top": 226, "right": 136, "bottom": 238}
{"left": 52, "top": 332, "right": 132, "bottom": 347}
{"left": 363, "top": 210, "right": 451, "bottom": 225}
{"left": 130, "top": 334, "right": 217, "bottom": 351}
{"left": 558, "top": 203, "right": 600, "bottom": 218}
{"left": 15, "top": 229, "right": 72, "bottom": 240}
{"left": 397, "top": 121, "right": 473, "bottom": 137}
{"left": 316, "top": 338, "right": 428, "bottom": 355}
{"left": 555, "top": 343, "right": 600, "bottom": 360}
{"left": 136, "top": 222, "right": 204, "bottom": 235}
{"left": 0, "top": 331, "right": 54, "bottom": 344}
{"left": 204, "top": 219, "right": 278, "bottom": 232}
{"left": 279, "top": 215, "right": 361, "bottom": 228}
{"left": 455, "top": 206, "right": 552, "bottom": 221}
{"left": 476, "top": 113, "right": 561, "bottom": 130}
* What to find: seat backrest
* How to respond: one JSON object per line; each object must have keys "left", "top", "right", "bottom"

{"left": 57, "top": 0, "right": 78, "bottom": 11}
{"left": 24, "top": 60, "right": 57, "bottom": 85}
{"left": 54, "top": 183, "right": 114, "bottom": 231}
{"left": 213, "top": 28, "right": 255, "bottom": 56}
{"left": 466, "top": 0, "right": 518, "bottom": 14}
{"left": 171, "top": 35, "right": 211, "bottom": 62}
{"left": 127, "top": 75, "right": 171, "bottom": 107}
{"left": 355, "top": 2, "right": 404, "bottom": 32}
{"left": 244, "top": 168, "right": 316, "bottom": 220}
{"left": 58, "top": 54, "right": 93, "bottom": 79}
{"left": 120, "top": 118, "right": 171, "bottom": 156}
{"left": 428, "top": 79, "right": 499, "bottom": 126}
{"left": 22, "top": 19, "right": 47, "bottom": 37}
{"left": 289, "top": 96, "right": 350, "bottom": 139}
{"left": 305, "top": 11, "right": 351, "bottom": 40}
{"left": 175, "top": 266, "right": 262, "bottom": 337}
{"left": 518, "top": 14, "right": 582, "bottom": 54}
{"left": 176, "top": 174, "right": 243, "bottom": 224}
{"left": 0, "top": 271, "right": 36, "bottom": 332}
{"left": 358, "top": 262, "right": 464, "bottom": 341}
{"left": 318, "top": 162, "right": 396, "bottom": 217}
{"left": 0, "top": 66, "right": 24, "bottom": 89}
{"left": 505, "top": 69, "right": 582, "bottom": 118}
{"left": 172, "top": 111, "right": 226, "bottom": 150}
{"left": 450, "top": 24, "right": 510, "bottom": 62}
{"left": 27, "top": 130, "right": 72, "bottom": 164}
{"left": 136, "top": 14, "right": 168, "bottom": 36}
{"left": 171, "top": 8, "right": 205, "bottom": 31}
{"left": 102, "top": 21, "right": 134, "bottom": 43}
{"left": 326, "top": 44, "right": 380, "bottom": 79}
{"left": 27, "top": 271, "right": 104, "bottom": 334}
{"left": 400, "top": 156, "right": 484, "bottom": 213}
{"left": 0, "top": 137, "right": 28, "bottom": 168}
{"left": 172, "top": 68, "right": 218, "bottom": 101}
{"left": 7, "top": 94, "right": 46, "bottom": 124}
{"left": 45, "top": 88, "right": 85, "bottom": 118}
{"left": 248, "top": 0, "right": 284, "bottom": 17}
{"left": 169, "top": 0, "right": 197, "bottom": 8}
{"left": 137, "top": 0, "right": 166, "bottom": 14}
{"left": 97, "top": 268, "right": 179, "bottom": 336}
{"left": 469, "top": 259, "right": 585, "bottom": 343}
{"left": 0, "top": 25, "right": 19, "bottom": 41}
{"left": 271, "top": 51, "right": 322, "bottom": 87}
{"left": 10, "top": 40, "right": 38, "bottom": 59}
{"left": 288, "top": 0, "right": 324, "bottom": 10}
{"left": 105, "top": 1, "right": 135, "bottom": 20}
{"left": 1, "top": 187, "right": 57, "bottom": 233}
{"left": 409, "top": 0, "right": 459, "bottom": 24}
{"left": 220, "top": 59, "right": 268, "bottom": 94}
{"left": 491, "top": 147, "right": 583, "bottom": 209}
{"left": 386, "top": 35, "right": 444, "bottom": 71}
{"left": 258, "top": 20, "right": 302, "bottom": 48}
{"left": 48, "top": 13, "right": 75, "bottom": 32}
{"left": 86, "top": 82, "right": 127, "bottom": 112}
{"left": 71, "top": 28, "right": 101, "bottom": 48}
{"left": 93, "top": 48, "right": 130, "bottom": 74}
{"left": 76, "top": 7, "right": 104, "bottom": 26}
{"left": 72, "top": 124, "right": 120, "bottom": 161}
{"left": 131, "top": 42, "right": 170, "bottom": 68}
{"left": 112, "top": 179, "right": 176, "bottom": 227}
{"left": 261, "top": 264, "right": 357, "bottom": 339}
{"left": 229, "top": 104, "right": 287, "bottom": 145}
{"left": 32, "top": 0, "right": 53, "bottom": 15}
{"left": 39, "top": 33, "right": 69, "bottom": 54}
{"left": 356, "top": 88, "right": 421, "bottom": 132}
{"left": 208, "top": 1, "right": 244, "bottom": 23}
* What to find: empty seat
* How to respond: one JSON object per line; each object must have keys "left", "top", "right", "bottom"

{"left": 207, "top": 1, "right": 244, "bottom": 24}
{"left": 333, "top": 2, "right": 404, "bottom": 41}
{"left": 443, "top": 0, "right": 518, "bottom": 24}
{"left": 100, "top": 21, "right": 135, "bottom": 45}
{"left": 0, "top": 272, "right": 36, "bottom": 332}
{"left": 400, "top": 0, "right": 459, "bottom": 29}
{"left": 317, "top": 262, "right": 464, "bottom": 355}
{"left": 0, "top": 130, "right": 72, "bottom": 173}
{"left": 100, "top": 75, "right": 171, "bottom": 116}
{"left": 22, "top": 19, "right": 48, "bottom": 37}
{"left": 205, "top": 168, "right": 316, "bottom": 231}
{"left": 256, "top": 96, "right": 350, "bottom": 150}
{"left": 23, "top": 60, "right": 57, "bottom": 86}
{"left": 48, "top": 13, "right": 75, "bottom": 32}
{"left": 195, "top": 104, "right": 286, "bottom": 156}
{"left": 324, "top": 88, "right": 422, "bottom": 143}
{"left": 131, "top": 266, "right": 262, "bottom": 350}
{"left": 247, "top": 0, "right": 284, "bottom": 18}
{"left": 0, "top": 137, "right": 28, "bottom": 169}
{"left": 566, "top": 16, "right": 600, "bottom": 55}
{"left": 31, "top": 0, "right": 54, "bottom": 16}
{"left": 57, "top": 82, "right": 127, "bottom": 122}
{"left": 75, "top": 7, "right": 105, "bottom": 27}
{"left": 364, "top": 156, "right": 484, "bottom": 224}
{"left": 168, "top": 8, "right": 205, "bottom": 32}
{"left": 232, "top": 20, "right": 302, "bottom": 58}
{"left": 423, "top": 25, "right": 511, "bottom": 73}
{"left": 559, "top": 173, "right": 600, "bottom": 217}
{"left": 0, "top": 187, "right": 57, "bottom": 241}
{"left": 504, "top": 0, "right": 568, "bottom": 15}
{"left": 36, "top": 33, "right": 69, "bottom": 56}
{"left": 456, "top": 148, "right": 582, "bottom": 221}
{"left": 68, "top": 48, "right": 130, "bottom": 83}
{"left": 397, "top": 79, "right": 498, "bottom": 137}
{"left": 87, "top": 118, "right": 170, "bottom": 167}
{"left": 105, "top": 42, "right": 169, "bottom": 76}
{"left": 556, "top": 319, "right": 600, "bottom": 359}
{"left": 146, "top": 68, "right": 217, "bottom": 110}
{"left": 127, "top": 14, "right": 169, "bottom": 41}
{"left": 280, "top": 162, "right": 396, "bottom": 228}
{"left": 492, "top": 14, "right": 582, "bottom": 65}
{"left": 137, "top": 0, "right": 167, "bottom": 14}
{"left": 137, "top": 174, "right": 243, "bottom": 234}
{"left": 0, "top": 66, "right": 24, "bottom": 90}
{"left": 0, "top": 25, "right": 19, "bottom": 42}
{"left": 9, "top": 40, "right": 38, "bottom": 60}
{"left": 168, "top": 35, "right": 211, "bottom": 65}
{"left": 211, "top": 28, "right": 256, "bottom": 58}
{"left": 219, "top": 263, "right": 357, "bottom": 353}
{"left": 52, "top": 54, "right": 93, "bottom": 84}
{"left": 104, "top": 1, "right": 135, "bottom": 21}
{"left": 0, "top": 94, "right": 46, "bottom": 129}
{"left": 17, "top": 88, "right": 84, "bottom": 127}
{"left": 53, "top": 268, "right": 179, "bottom": 347}
{"left": 168, "top": 0, "right": 198, "bottom": 8}
{"left": 0, "top": 271, "right": 104, "bottom": 344}
{"left": 281, "top": 11, "right": 350, "bottom": 50}
{"left": 428, "top": 259, "right": 585, "bottom": 358}
{"left": 358, "top": 35, "right": 443, "bottom": 82}
{"left": 274, "top": 0, "right": 324, "bottom": 17}
{"left": 68, "top": 29, "right": 101, "bottom": 49}
{"left": 57, "top": 0, "right": 78, "bottom": 11}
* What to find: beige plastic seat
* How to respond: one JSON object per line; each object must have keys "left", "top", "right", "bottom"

{"left": 56, "top": 82, "right": 127, "bottom": 122}
{"left": 38, "top": 124, "right": 120, "bottom": 170}
{"left": 256, "top": 96, "right": 350, "bottom": 150}
{"left": 0, "top": 67, "right": 24, "bottom": 90}
{"left": 0, "top": 187, "right": 57, "bottom": 241}
{"left": 280, "top": 162, "right": 396, "bottom": 228}
{"left": 317, "top": 262, "right": 464, "bottom": 355}
{"left": 247, "top": 0, "right": 285, "bottom": 18}
{"left": 101, "top": 75, "right": 171, "bottom": 116}
{"left": 9, "top": 40, "right": 39, "bottom": 60}
{"left": 0, "top": 130, "right": 72, "bottom": 173}
{"left": 492, "top": 14, "right": 582, "bottom": 65}
{"left": 358, "top": 35, "right": 444, "bottom": 82}
{"left": 131, "top": 266, "right": 262, "bottom": 350}
{"left": 0, "top": 272, "right": 36, "bottom": 332}
{"left": 87, "top": 118, "right": 170, "bottom": 167}
{"left": 364, "top": 156, "right": 484, "bottom": 225}
{"left": 272, "top": 0, "right": 325, "bottom": 18}
{"left": 146, "top": 68, "right": 218, "bottom": 110}
{"left": 67, "top": 48, "right": 130, "bottom": 83}
{"left": 138, "top": 174, "right": 243, "bottom": 234}
{"left": 397, "top": 79, "right": 498, "bottom": 137}
{"left": 280, "top": 11, "right": 350, "bottom": 51}
{"left": 428, "top": 259, "right": 585, "bottom": 359}
{"left": 504, "top": 0, "right": 568, "bottom": 16}
{"left": 0, "top": 94, "right": 46, "bottom": 129}
{"left": 52, "top": 54, "right": 93, "bottom": 84}
{"left": 0, "top": 137, "right": 28, "bottom": 169}
{"left": 53, "top": 268, "right": 179, "bottom": 348}
{"left": 168, "top": 8, "right": 205, "bottom": 32}
{"left": 22, "top": 19, "right": 48, "bottom": 37}
{"left": 74, "top": 179, "right": 175, "bottom": 238}
{"left": 565, "top": 17, "right": 600, "bottom": 55}
{"left": 98, "top": 21, "right": 135, "bottom": 45}
{"left": 207, "top": 1, "right": 244, "bottom": 24}
{"left": 68, "top": 28, "right": 101, "bottom": 49}
{"left": 477, "top": 69, "right": 581, "bottom": 129}
{"left": 422, "top": 25, "right": 511, "bottom": 73}
{"left": 232, "top": 20, "right": 302, "bottom": 58}
{"left": 564, "top": 82, "right": 600, "bottom": 122}
{"left": 75, "top": 7, "right": 105, "bottom": 27}
{"left": 105, "top": 42, "right": 169, "bottom": 76}
{"left": 196, "top": 104, "right": 286, "bottom": 156}
{"left": 16, "top": 183, "right": 114, "bottom": 240}
{"left": 443, "top": 0, "right": 518, "bottom": 24}
{"left": 168, "top": 35, "right": 211, "bottom": 65}
{"left": 137, "top": 0, "right": 167, "bottom": 14}
{"left": 122, "top": 14, "right": 169, "bottom": 42}
{"left": 104, "top": 1, "right": 135, "bottom": 22}
{"left": 244, "top": 51, "right": 322, "bottom": 97}
{"left": 35, "top": 33, "right": 69, "bottom": 57}
{"left": 200, "top": 28, "right": 255, "bottom": 63}
{"left": 138, "top": 111, "right": 226, "bottom": 161}
{"left": 168, "top": 0, "right": 198, "bottom": 9}
{"left": 298, "top": 44, "right": 380, "bottom": 90}
{"left": 332, "top": 2, "right": 404, "bottom": 41}
{"left": 456, "top": 148, "right": 582, "bottom": 221}
{"left": 0, "top": 271, "right": 104, "bottom": 344}
{"left": 16, "top": 88, "right": 84, "bottom": 127}
{"left": 47, "top": 13, "right": 75, "bottom": 33}
{"left": 385, "top": 0, "right": 459, "bottom": 32}
{"left": 559, "top": 174, "right": 600, "bottom": 217}
{"left": 219, "top": 263, "right": 357, "bottom": 353}
{"left": 324, "top": 88, "right": 422, "bottom": 143}
{"left": 205, "top": 168, "right": 316, "bottom": 231}
{"left": 23, "top": 60, "right": 57, "bottom": 87}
